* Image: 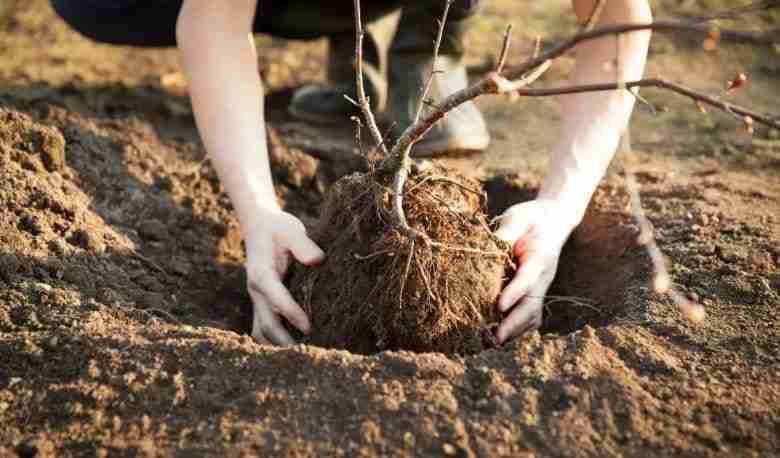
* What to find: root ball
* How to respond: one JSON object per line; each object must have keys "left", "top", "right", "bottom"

{"left": 287, "top": 165, "right": 510, "bottom": 354}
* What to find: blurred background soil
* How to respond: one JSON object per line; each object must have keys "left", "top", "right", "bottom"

{"left": 0, "top": 0, "right": 778, "bottom": 456}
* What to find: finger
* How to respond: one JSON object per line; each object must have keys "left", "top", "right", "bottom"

{"left": 287, "top": 230, "right": 325, "bottom": 266}
{"left": 249, "top": 273, "right": 311, "bottom": 334}
{"left": 496, "top": 289, "right": 545, "bottom": 343}
{"left": 250, "top": 288, "right": 296, "bottom": 346}
{"left": 498, "top": 257, "right": 545, "bottom": 312}
{"left": 250, "top": 312, "right": 271, "bottom": 345}
{"left": 512, "top": 232, "right": 533, "bottom": 264}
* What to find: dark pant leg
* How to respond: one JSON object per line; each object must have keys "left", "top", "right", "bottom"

{"left": 255, "top": 0, "right": 402, "bottom": 40}
{"left": 49, "top": 0, "right": 183, "bottom": 47}
{"left": 50, "top": 0, "right": 407, "bottom": 47}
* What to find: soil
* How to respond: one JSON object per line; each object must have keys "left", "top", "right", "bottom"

{"left": 1, "top": 1, "right": 779, "bottom": 456}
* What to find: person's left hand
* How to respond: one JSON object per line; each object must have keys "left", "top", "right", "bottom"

{"left": 493, "top": 199, "right": 581, "bottom": 344}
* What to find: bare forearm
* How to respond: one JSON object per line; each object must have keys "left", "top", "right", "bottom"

{"left": 177, "top": 0, "right": 277, "bottom": 229}
{"left": 539, "top": 0, "right": 652, "bottom": 224}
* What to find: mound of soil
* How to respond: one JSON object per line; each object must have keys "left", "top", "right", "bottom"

{"left": 289, "top": 166, "right": 509, "bottom": 354}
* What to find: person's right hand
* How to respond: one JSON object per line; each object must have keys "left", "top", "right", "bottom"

{"left": 244, "top": 208, "right": 325, "bottom": 346}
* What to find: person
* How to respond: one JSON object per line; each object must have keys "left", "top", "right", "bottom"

{"left": 50, "top": 0, "right": 652, "bottom": 347}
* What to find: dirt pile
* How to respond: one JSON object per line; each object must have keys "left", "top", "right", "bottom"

{"left": 289, "top": 165, "right": 510, "bottom": 354}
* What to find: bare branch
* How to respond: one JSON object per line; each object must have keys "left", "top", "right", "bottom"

{"left": 385, "top": 20, "right": 780, "bottom": 165}
{"left": 507, "top": 21, "right": 778, "bottom": 80}
{"left": 512, "top": 78, "right": 780, "bottom": 128}
{"left": 487, "top": 60, "right": 553, "bottom": 94}
{"left": 353, "top": 0, "right": 388, "bottom": 156}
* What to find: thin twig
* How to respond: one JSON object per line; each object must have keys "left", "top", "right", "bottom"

{"left": 496, "top": 24, "right": 514, "bottom": 74}
{"left": 487, "top": 60, "right": 553, "bottom": 94}
{"left": 350, "top": 115, "right": 365, "bottom": 158}
{"left": 352, "top": 0, "right": 388, "bottom": 156}
{"left": 582, "top": 0, "right": 607, "bottom": 31}
{"left": 414, "top": 0, "right": 454, "bottom": 124}
{"left": 512, "top": 78, "right": 780, "bottom": 128}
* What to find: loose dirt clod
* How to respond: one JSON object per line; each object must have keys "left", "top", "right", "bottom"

{"left": 288, "top": 165, "right": 510, "bottom": 354}
{"left": 0, "top": 110, "right": 66, "bottom": 172}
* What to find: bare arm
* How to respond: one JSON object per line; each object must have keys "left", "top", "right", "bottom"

{"left": 177, "top": 0, "right": 324, "bottom": 345}
{"left": 495, "top": 0, "right": 652, "bottom": 342}
{"left": 539, "top": 0, "right": 652, "bottom": 222}
{"left": 176, "top": 0, "right": 275, "bottom": 221}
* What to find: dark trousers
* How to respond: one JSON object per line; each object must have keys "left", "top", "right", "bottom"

{"left": 50, "top": 0, "right": 480, "bottom": 48}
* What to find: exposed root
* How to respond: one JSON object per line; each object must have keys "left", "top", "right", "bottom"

{"left": 287, "top": 165, "right": 510, "bottom": 354}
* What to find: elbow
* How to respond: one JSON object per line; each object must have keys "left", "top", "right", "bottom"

{"left": 175, "top": 2, "right": 197, "bottom": 51}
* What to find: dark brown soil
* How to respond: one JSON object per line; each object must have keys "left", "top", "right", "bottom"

{"left": 1, "top": 1, "right": 779, "bottom": 457}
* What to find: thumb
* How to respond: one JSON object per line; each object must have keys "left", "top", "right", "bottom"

{"left": 288, "top": 230, "right": 325, "bottom": 266}
{"left": 494, "top": 201, "right": 542, "bottom": 243}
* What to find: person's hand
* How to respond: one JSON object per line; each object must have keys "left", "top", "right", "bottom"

{"left": 244, "top": 208, "right": 325, "bottom": 346}
{"left": 493, "top": 199, "right": 580, "bottom": 344}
